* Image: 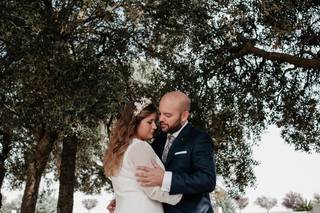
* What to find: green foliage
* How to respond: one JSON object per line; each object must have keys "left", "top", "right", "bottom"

{"left": 0, "top": 0, "right": 138, "bottom": 194}
{"left": 219, "top": 198, "right": 237, "bottom": 213}
{"left": 294, "top": 199, "right": 313, "bottom": 212}
{"left": 282, "top": 191, "right": 315, "bottom": 211}
{"left": 1, "top": 0, "right": 319, "bottom": 199}
{"left": 36, "top": 189, "right": 58, "bottom": 213}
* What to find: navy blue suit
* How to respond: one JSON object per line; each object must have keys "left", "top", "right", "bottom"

{"left": 152, "top": 123, "right": 216, "bottom": 213}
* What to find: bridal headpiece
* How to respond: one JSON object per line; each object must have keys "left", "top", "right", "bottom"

{"left": 133, "top": 97, "right": 152, "bottom": 116}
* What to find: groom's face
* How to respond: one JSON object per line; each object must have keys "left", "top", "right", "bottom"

{"left": 159, "top": 98, "right": 184, "bottom": 134}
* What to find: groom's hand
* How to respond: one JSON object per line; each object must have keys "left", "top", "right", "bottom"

{"left": 135, "top": 159, "right": 164, "bottom": 187}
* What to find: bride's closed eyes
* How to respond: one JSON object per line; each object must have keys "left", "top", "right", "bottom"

{"left": 147, "top": 119, "right": 156, "bottom": 124}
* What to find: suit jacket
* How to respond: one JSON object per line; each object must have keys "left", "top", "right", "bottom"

{"left": 152, "top": 123, "right": 216, "bottom": 213}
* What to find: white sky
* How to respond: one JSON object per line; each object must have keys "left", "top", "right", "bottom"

{"left": 3, "top": 125, "right": 320, "bottom": 213}
{"left": 244, "top": 125, "right": 320, "bottom": 213}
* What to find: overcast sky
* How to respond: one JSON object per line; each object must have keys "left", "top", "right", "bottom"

{"left": 244, "top": 125, "right": 320, "bottom": 213}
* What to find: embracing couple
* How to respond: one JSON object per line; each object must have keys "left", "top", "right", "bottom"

{"left": 104, "top": 91, "right": 216, "bottom": 213}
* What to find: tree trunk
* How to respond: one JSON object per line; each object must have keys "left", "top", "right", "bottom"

{"left": 0, "top": 130, "right": 12, "bottom": 209}
{"left": 20, "top": 130, "right": 56, "bottom": 213}
{"left": 57, "top": 136, "right": 78, "bottom": 213}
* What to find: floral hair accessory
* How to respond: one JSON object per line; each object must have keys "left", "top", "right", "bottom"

{"left": 133, "top": 97, "right": 152, "bottom": 116}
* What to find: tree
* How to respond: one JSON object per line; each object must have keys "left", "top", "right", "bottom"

{"left": 313, "top": 193, "right": 320, "bottom": 204}
{"left": 56, "top": 135, "right": 78, "bottom": 213}
{"left": 282, "top": 191, "right": 313, "bottom": 211}
{"left": 313, "top": 194, "right": 320, "bottom": 213}
{"left": 282, "top": 191, "right": 304, "bottom": 210}
{"left": 82, "top": 198, "right": 98, "bottom": 213}
{"left": 294, "top": 200, "right": 313, "bottom": 212}
{"left": 235, "top": 197, "right": 249, "bottom": 213}
{"left": 211, "top": 188, "right": 236, "bottom": 213}
{"left": 255, "top": 196, "right": 277, "bottom": 213}
{"left": 0, "top": 131, "right": 12, "bottom": 209}
{"left": 0, "top": 0, "right": 135, "bottom": 212}
{"left": 218, "top": 198, "right": 237, "bottom": 213}
{"left": 1, "top": 0, "right": 319, "bottom": 210}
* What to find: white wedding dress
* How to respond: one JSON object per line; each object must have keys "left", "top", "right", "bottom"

{"left": 111, "top": 138, "right": 182, "bottom": 213}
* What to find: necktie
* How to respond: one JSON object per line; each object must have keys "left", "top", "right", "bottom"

{"left": 162, "top": 134, "right": 175, "bottom": 162}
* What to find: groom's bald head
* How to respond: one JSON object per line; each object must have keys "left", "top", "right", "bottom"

{"left": 160, "top": 91, "right": 191, "bottom": 113}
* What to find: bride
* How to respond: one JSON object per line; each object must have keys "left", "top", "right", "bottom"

{"left": 104, "top": 98, "right": 182, "bottom": 213}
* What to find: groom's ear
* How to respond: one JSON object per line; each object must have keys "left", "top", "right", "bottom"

{"left": 181, "top": 111, "right": 190, "bottom": 122}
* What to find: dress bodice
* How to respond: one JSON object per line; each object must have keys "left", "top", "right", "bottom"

{"left": 111, "top": 138, "right": 181, "bottom": 213}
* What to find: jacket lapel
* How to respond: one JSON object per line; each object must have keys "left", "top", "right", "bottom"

{"left": 165, "top": 123, "right": 192, "bottom": 166}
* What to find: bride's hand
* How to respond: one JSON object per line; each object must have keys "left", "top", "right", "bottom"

{"left": 135, "top": 159, "right": 165, "bottom": 187}
{"left": 106, "top": 199, "right": 116, "bottom": 213}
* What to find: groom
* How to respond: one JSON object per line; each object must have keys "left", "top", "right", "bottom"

{"left": 107, "top": 91, "right": 216, "bottom": 213}
{"left": 136, "top": 91, "right": 216, "bottom": 213}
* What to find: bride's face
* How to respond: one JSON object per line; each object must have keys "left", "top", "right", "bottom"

{"left": 136, "top": 113, "right": 157, "bottom": 140}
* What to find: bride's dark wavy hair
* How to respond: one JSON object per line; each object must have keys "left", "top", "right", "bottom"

{"left": 104, "top": 102, "right": 157, "bottom": 177}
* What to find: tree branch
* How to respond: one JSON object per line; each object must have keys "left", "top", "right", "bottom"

{"left": 236, "top": 41, "right": 320, "bottom": 70}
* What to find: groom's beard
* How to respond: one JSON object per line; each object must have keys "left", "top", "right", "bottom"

{"left": 167, "top": 123, "right": 182, "bottom": 134}
{"left": 163, "top": 118, "right": 183, "bottom": 134}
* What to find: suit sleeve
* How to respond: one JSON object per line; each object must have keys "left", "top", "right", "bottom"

{"left": 170, "top": 134, "right": 216, "bottom": 194}
{"left": 127, "top": 141, "right": 182, "bottom": 205}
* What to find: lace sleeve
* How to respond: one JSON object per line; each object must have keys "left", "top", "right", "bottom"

{"left": 126, "top": 140, "right": 182, "bottom": 205}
